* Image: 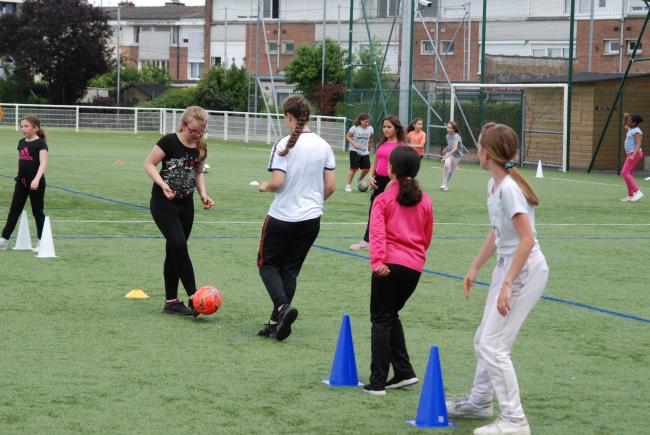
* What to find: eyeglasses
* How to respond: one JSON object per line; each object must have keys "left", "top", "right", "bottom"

{"left": 185, "top": 124, "right": 208, "bottom": 135}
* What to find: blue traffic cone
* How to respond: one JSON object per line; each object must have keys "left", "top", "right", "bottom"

{"left": 407, "top": 345, "right": 457, "bottom": 429}
{"left": 322, "top": 314, "right": 362, "bottom": 387}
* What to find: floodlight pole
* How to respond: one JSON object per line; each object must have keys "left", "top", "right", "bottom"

{"left": 344, "top": 0, "right": 354, "bottom": 149}
{"left": 399, "top": 0, "right": 415, "bottom": 124}
{"left": 116, "top": 4, "right": 121, "bottom": 107}
{"left": 566, "top": 0, "right": 575, "bottom": 171}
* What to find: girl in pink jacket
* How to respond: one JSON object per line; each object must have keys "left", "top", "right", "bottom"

{"left": 363, "top": 146, "right": 434, "bottom": 396}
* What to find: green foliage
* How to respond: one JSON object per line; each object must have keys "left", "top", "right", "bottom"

{"left": 139, "top": 87, "right": 197, "bottom": 108}
{"left": 0, "top": 0, "right": 112, "bottom": 104}
{"left": 89, "top": 64, "right": 170, "bottom": 90}
{"left": 351, "top": 42, "right": 393, "bottom": 90}
{"left": 195, "top": 65, "right": 251, "bottom": 112}
{"left": 284, "top": 39, "right": 347, "bottom": 111}
{"left": 0, "top": 63, "right": 47, "bottom": 103}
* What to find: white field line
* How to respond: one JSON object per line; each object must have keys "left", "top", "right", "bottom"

{"left": 49, "top": 219, "right": 650, "bottom": 227}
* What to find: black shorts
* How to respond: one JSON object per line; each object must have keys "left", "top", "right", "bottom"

{"left": 349, "top": 151, "right": 371, "bottom": 170}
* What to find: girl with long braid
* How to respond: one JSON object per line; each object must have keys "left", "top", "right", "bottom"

{"left": 257, "top": 96, "right": 337, "bottom": 341}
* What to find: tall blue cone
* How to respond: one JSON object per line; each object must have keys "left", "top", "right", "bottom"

{"left": 407, "top": 345, "right": 457, "bottom": 429}
{"left": 322, "top": 314, "right": 362, "bottom": 387}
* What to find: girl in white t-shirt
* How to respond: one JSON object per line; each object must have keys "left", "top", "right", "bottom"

{"left": 447, "top": 123, "right": 549, "bottom": 435}
{"left": 257, "top": 96, "right": 337, "bottom": 341}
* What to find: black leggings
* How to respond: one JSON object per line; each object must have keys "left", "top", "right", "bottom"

{"left": 257, "top": 215, "right": 321, "bottom": 322}
{"left": 150, "top": 195, "right": 196, "bottom": 300}
{"left": 363, "top": 175, "right": 391, "bottom": 242}
{"left": 2, "top": 177, "right": 46, "bottom": 240}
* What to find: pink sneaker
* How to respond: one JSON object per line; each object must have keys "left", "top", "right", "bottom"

{"left": 349, "top": 240, "right": 369, "bottom": 251}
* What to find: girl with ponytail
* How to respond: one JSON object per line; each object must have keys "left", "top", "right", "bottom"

{"left": 0, "top": 116, "right": 49, "bottom": 252}
{"left": 256, "top": 96, "right": 337, "bottom": 341}
{"left": 363, "top": 146, "right": 433, "bottom": 396}
{"left": 447, "top": 123, "right": 548, "bottom": 435}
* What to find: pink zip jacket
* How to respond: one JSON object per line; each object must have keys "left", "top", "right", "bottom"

{"left": 369, "top": 182, "right": 434, "bottom": 272}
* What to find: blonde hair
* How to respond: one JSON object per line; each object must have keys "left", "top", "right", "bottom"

{"left": 178, "top": 106, "right": 208, "bottom": 161}
{"left": 22, "top": 116, "right": 46, "bottom": 139}
{"left": 479, "top": 123, "right": 539, "bottom": 206}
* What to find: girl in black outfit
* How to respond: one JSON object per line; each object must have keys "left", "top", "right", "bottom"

{"left": 0, "top": 116, "right": 49, "bottom": 252}
{"left": 144, "top": 106, "right": 215, "bottom": 315}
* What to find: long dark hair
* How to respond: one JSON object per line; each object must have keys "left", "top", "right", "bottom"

{"left": 354, "top": 112, "right": 371, "bottom": 126}
{"left": 406, "top": 117, "right": 423, "bottom": 133}
{"left": 377, "top": 115, "right": 406, "bottom": 148}
{"left": 480, "top": 123, "right": 539, "bottom": 206}
{"left": 389, "top": 146, "right": 422, "bottom": 207}
{"left": 22, "top": 116, "right": 46, "bottom": 140}
{"left": 279, "top": 96, "right": 310, "bottom": 157}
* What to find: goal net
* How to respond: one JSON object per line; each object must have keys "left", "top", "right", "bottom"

{"left": 450, "top": 83, "right": 568, "bottom": 172}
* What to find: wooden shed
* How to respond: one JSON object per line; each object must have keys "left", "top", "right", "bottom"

{"left": 524, "top": 73, "right": 650, "bottom": 171}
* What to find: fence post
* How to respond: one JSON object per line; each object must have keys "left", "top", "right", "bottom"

{"left": 267, "top": 115, "right": 272, "bottom": 144}
{"left": 75, "top": 106, "right": 80, "bottom": 133}
{"left": 160, "top": 109, "right": 164, "bottom": 134}
{"left": 134, "top": 108, "right": 138, "bottom": 133}
{"left": 172, "top": 110, "right": 177, "bottom": 130}
{"left": 15, "top": 104, "right": 19, "bottom": 131}
{"left": 316, "top": 116, "right": 322, "bottom": 136}
{"left": 224, "top": 112, "right": 228, "bottom": 141}
{"left": 245, "top": 113, "right": 249, "bottom": 143}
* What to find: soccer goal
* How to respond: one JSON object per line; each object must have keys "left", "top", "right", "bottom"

{"left": 450, "top": 83, "right": 569, "bottom": 172}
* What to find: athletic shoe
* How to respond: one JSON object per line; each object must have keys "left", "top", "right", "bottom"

{"left": 345, "top": 184, "right": 352, "bottom": 192}
{"left": 188, "top": 297, "right": 199, "bottom": 317}
{"left": 630, "top": 190, "right": 644, "bottom": 202}
{"left": 349, "top": 240, "right": 369, "bottom": 251}
{"left": 0, "top": 237, "right": 8, "bottom": 251}
{"left": 257, "top": 323, "right": 278, "bottom": 339}
{"left": 275, "top": 304, "right": 298, "bottom": 341}
{"left": 440, "top": 184, "right": 448, "bottom": 191}
{"left": 385, "top": 376, "right": 419, "bottom": 390}
{"left": 620, "top": 196, "right": 633, "bottom": 202}
{"left": 473, "top": 416, "right": 531, "bottom": 435}
{"left": 446, "top": 396, "right": 493, "bottom": 418}
{"left": 162, "top": 299, "right": 193, "bottom": 315}
{"left": 32, "top": 241, "right": 40, "bottom": 253}
{"left": 362, "top": 384, "right": 387, "bottom": 396}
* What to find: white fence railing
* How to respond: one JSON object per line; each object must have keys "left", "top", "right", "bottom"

{"left": 0, "top": 103, "right": 348, "bottom": 150}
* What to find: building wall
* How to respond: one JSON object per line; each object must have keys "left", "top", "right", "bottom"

{"left": 121, "top": 46, "right": 139, "bottom": 67}
{"left": 245, "top": 22, "right": 315, "bottom": 75}
{"left": 169, "top": 46, "right": 189, "bottom": 80}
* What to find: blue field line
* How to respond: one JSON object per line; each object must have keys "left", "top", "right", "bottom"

{"left": 0, "top": 174, "right": 149, "bottom": 210}
{"left": 312, "top": 244, "right": 650, "bottom": 325}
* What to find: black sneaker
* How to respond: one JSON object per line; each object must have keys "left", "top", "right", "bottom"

{"left": 385, "top": 376, "right": 419, "bottom": 390}
{"left": 162, "top": 299, "right": 193, "bottom": 315}
{"left": 275, "top": 304, "right": 298, "bottom": 341}
{"left": 362, "top": 384, "right": 387, "bottom": 396}
{"left": 188, "top": 297, "right": 199, "bottom": 317}
{"left": 257, "top": 323, "right": 277, "bottom": 338}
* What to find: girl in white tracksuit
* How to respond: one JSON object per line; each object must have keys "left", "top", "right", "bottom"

{"left": 447, "top": 123, "right": 549, "bottom": 435}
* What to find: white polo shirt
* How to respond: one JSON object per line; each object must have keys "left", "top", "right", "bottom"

{"left": 487, "top": 176, "right": 539, "bottom": 256}
{"left": 267, "top": 132, "right": 336, "bottom": 222}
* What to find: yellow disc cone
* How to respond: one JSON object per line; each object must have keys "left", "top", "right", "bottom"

{"left": 125, "top": 289, "right": 149, "bottom": 299}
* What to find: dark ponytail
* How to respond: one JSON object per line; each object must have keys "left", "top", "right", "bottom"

{"left": 279, "top": 96, "right": 310, "bottom": 157}
{"left": 389, "top": 146, "right": 422, "bottom": 207}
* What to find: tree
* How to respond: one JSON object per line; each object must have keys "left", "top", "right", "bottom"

{"left": 0, "top": 0, "right": 112, "bottom": 104}
{"left": 351, "top": 42, "right": 392, "bottom": 90}
{"left": 195, "top": 65, "right": 252, "bottom": 112}
{"left": 0, "top": 62, "right": 48, "bottom": 104}
{"left": 89, "top": 63, "right": 171, "bottom": 104}
{"left": 140, "top": 87, "right": 197, "bottom": 109}
{"left": 284, "top": 39, "right": 347, "bottom": 114}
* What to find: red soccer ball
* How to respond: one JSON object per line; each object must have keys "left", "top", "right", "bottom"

{"left": 193, "top": 286, "right": 222, "bottom": 315}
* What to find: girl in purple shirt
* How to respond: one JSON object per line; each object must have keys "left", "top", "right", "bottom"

{"left": 363, "top": 146, "right": 434, "bottom": 396}
{"left": 350, "top": 116, "right": 406, "bottom": 251}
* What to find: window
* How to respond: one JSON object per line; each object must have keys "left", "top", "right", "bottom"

{"left": 440, "top": 40, "right": 454, "bottom": 55}
{"left": 140, "top": 60, "right": 169, "bottom": 71}
{"left": 604, "top": 39, "right": 620, "bottom": 55}
{"left": 263, "top": 0, "right": 279, "bottom": 19}
{"left": 599, "top": 0, "right": 606, "bottom": 6}
{"left": 171, "top": 27, "right": 179, "bottom": 45}
{"left": 421, "top": 40, "right": 435, "bottom": 55}
{"left": 211, "top": 57, "right": 222, "bottom": 66}
{"left": 190, "top": 62, "right": 204, "bottom": 80}
{"left": 532, "top": 48, "right": 546, "bottom": 57}
{"left": 627, "top": 40, "right": 642, "bottom": 54}
{"left": 135, "top": 26, "right": 140, "bottom": 43}
{"left": 267, "top": 41, "right": 279, "bottom": 54}
{"left": 282, "top": 41, "right": 295, "bottom": 54}
{"left": 547, "top": 48, "right": 563, "bottom": 58}
{"left": 378, "top": 0, "right": 399, "bottom": 18}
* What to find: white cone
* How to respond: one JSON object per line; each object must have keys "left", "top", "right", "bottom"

{"left": 36, "top": 216, "right": 56, "bottom": 258}
{"left": 536, "top": 160, "right": 544, "bottom": 178}
{"left": 13, "top": 210, "right": 33, "bottom": 250}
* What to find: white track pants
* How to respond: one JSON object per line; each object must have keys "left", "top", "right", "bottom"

{"left": 469, "top": 248, "right": 549, "bottom": 421}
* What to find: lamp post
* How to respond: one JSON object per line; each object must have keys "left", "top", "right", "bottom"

{"left": 116, "top": 3, "right": 121, "bottom": 106}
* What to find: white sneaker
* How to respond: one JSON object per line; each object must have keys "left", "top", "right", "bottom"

{"left": 349, "top": 240, "right": 369, "bottom": 251}
{"left": 620, "top": 196, "right": 633, "bottom": 202}
{"left": 440, "top": 184, "right": 449, "bottom": 191}
{"left": 446, "top": 396, "right": 493, "bottom": 419}
{"left": 630, "top": 190, "right": 644, "bottom": 202}
{"left": 645, "top": 176, "right": 650, "bottom": 180}
{"left": 0, "top": 237, "right": 8, "bottom": 251}
{"left": 345, "top": 184, "right": 352, "bottom": 192}
{"left": 32, "top": 241, "right": 40, "bottom": 253}
{"left": 473, "top": 416, "right": 531, "bottom": 435}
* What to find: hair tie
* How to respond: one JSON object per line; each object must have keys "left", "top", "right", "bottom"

{"left": 504, "top": 160, "right": 517, "bottom": 170}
